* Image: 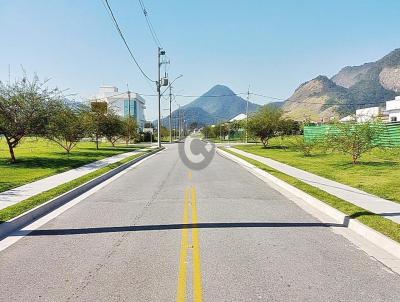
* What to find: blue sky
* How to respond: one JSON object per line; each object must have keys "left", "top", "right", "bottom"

{"left": 1, "top": 0, "right": 400, "bottom": 120}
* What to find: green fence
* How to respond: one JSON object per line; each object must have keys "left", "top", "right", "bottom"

{"left": 304, "top": 122, "right": 400, "bottom": 147}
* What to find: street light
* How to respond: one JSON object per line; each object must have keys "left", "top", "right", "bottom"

{"left": 163, "top": 74, "right": 183, "bottom": 143}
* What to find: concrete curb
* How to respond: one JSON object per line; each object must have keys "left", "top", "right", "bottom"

{"left": 0, "top": 148, "right": 163, "bottom": 240}
{"left": 217, "top": 147, "right": 400, "bottom": 260}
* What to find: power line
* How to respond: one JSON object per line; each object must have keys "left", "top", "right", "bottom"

{"left": 138, "top": 0, "right": 162, "bottom": 48}
{"left": 84, "top": 89, "right": 393, "bottom": 110}
{"left": 89, "top": 91, "right": 128, "bottom": 101}
{"left": 102, "top": 0, "right": 155, "bottom": 83}
{"left": 249, "top": 92, "right": 396, "bottom": 108}
{"left": 173, "top": 93, "right": 248, "bottom": 98}
{"left": 249, "top": 92, "right": 286, "bottom": 101}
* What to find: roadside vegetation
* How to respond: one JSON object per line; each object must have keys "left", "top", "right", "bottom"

{"left": 222, "top": 148, "right": 400, "bottom": 243}
{"left": 234, "top": 136, "right": 400, "bottom": 203}
{"left": 0, "top": 75, "right": 148, "bottom": 163}
{"left": 0, "top": 74, "right": 159, "bottom": 194}
{"left": 202, "top": 106, "right": 300, "bottom": 143}
{"left": 203, "top": 104, "right": 399, "bottom": 203}
{"left": 0, "top": 150, "right": 152, "bottom": 223}
{"left": 0, "top": 138, "right": 146, "bottom": 193}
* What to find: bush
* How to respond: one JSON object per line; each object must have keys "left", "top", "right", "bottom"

{"left": 326, "top": 120, "right": 381, "bottom": 164}
{"left": 289, "top": 136, "right": 318, "bottom": 156}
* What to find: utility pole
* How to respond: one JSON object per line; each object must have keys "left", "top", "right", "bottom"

{"left": 178, "top": 104, "right": 181, "bottom": 140}
{"left": 245, "top": 85, "right": 250, "bottom": 143}
{"left": 182, "top": 112, "right": 185, "bottom": 137}
{"left": 219, "top": 120, "right": 222, "bottom": 141}
{"left": 169, "top": 85, "right": 172, "bottom": 143}
{"left": 156, "top": 47, "right": 169, "bottom": 147}
{"left": 128, "top": 90, "right": 131, "bottom": 144}
{"left": 157, "top": 47, "right": 162, "bottom": 148}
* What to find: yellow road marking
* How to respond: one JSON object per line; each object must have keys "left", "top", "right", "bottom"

{"left": 191, "top": 186, "right": 203, "bottom": 302}
{"left": 177, "top": 188, "right": 189, "bottom": 302}
{"left": 176, "top": 178, "right": 203, "bottom": 301}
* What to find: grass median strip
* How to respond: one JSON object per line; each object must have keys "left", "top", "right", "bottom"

{"left": 221, "top": 147, "right": 400, "bottom": 243}
{"left": 0, "top": 150, "right": 152, "bottom": 224}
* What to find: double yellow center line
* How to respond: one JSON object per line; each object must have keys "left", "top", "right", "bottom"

{"left": 176, "top": 172, "right": 203, "bottom": 302}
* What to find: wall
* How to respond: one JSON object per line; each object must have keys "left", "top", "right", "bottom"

{"left": 304, "top": 122, "right": 400, "bottom": 147}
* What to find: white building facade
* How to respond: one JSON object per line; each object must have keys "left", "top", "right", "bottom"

{"left": 96, "top": 86, "right": 146, "bottom": 130}
{"left": 355, "top": 107, "right": 382, "bottom": 123}
{"left": 386, "top": 96, "right": 400, "bottom": 122}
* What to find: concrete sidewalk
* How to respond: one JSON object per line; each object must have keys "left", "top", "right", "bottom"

{"left": 228, "top": 147, "right": 400, "bottom": 224}
{"left": 0, "top": 149, "right": 148, "bottom": 211}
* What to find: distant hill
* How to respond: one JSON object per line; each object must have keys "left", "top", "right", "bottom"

{"left": 284, "top": 48, "right": 400, "bottom": 120}
{"left": 159, "top": 85, "right": 261, "bottom": 126}
{"left": 164, "top": 107, "right": 216, "bottom": 127}
{"left": 182, "top": 85, "right": 260, "bottom": 121}
{"left": 282, "top": 75, "right": 348, "bottom": 120}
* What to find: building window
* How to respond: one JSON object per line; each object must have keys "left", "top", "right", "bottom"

{"left": 123, "top": 100, "right": 137, "bottom": 118}
{"left": 391, "top": 116, "right": 397, "bottom": 122}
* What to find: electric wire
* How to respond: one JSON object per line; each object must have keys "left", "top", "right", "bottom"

{"left": 87, "top": 90, "right": 393, "bottom": 109}
{"left": 102, "top": 0, "right": 155, "bottom": 83}
{"left": 138, "top": 0, "right": 162, "bottom": 48}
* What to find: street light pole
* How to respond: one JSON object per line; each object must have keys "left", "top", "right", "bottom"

{"left": 128, "top": 90, "right": 131, "bottom": 144}
{"left": 163, "top": 75, "right": 182, "bottom": 143}
{"left": 246, "top": 85, "right": 250, "bottom": 144}
{"left": 157, "top": 47, "right": 162, "bottom": 148}
{"left": 178, "top": 104, "right": 181, "bottom": 140}
{"left": 169, "top": 85, "right": 172, "bottom": 143}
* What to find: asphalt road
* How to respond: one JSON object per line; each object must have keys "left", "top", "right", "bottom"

{"left": 0, "top": 141, "right": 400, "bottom": 301}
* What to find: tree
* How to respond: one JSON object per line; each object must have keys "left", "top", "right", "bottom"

{"left": 247, "top": 106, "right": 284, "bottom": 147}
{"left": 122, "top": 117, "right": 138, "bottom": 144}
{"left": 189, "top": 122, "right": 199, "bottom": 132}
{"left": 0, "top": 76, "right": 56, "bottom": 162}
{"left": 326, "top": 120, "right": 380, "bottom": 164}
{"left": 159, "top": 126, "right": 169, "bottom": 140}
{"left": 280, "top": 119, "right": 301, "bottom": 136}
{"left": 45, "top": 100, "right": 90, "bottom": 154}
{"left": 88, "top": 101, "right": 108, "bottom": 149}
{"left": 101, "top": 112, "right": 124, "bottom": 147}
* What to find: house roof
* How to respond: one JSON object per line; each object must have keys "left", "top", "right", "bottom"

{"left": 229, "top": 113, "right": 247, "bottom": 122}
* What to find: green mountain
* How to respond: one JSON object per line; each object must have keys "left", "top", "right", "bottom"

{"left": 182, "top": 85, "right": 260, "bottom": 120}
{"left": 284, "top": 48, "right": 400, "bottom": 120}
{"left": 160, "top": 85, "right": 260, "bottom": 126}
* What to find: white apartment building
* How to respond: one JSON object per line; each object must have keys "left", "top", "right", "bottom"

{"left": 386, "top": 96, "right": 400, "bottom": 122}
{"left": 95, "top": 86, "right": 146, "bottom": 129}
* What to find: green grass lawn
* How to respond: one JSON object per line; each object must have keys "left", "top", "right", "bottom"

{"left": 234, "top": 136, "right": 400, "bottom": 203}
{"left": 0, "top": 137, "right": 146, "bottom": 193}
{"left": 0, "top": 151, "right": 150, "bottom": 223}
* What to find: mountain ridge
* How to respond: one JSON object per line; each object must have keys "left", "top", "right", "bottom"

{"left": 283, "top": 48, "right": 400, "bottom": 120}
{"left": 158, "top": 85, "right": 261, "bottom": 126}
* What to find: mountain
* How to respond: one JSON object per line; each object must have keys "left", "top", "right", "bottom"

{"left": 165, "top": 107, "right": 216, "bottom": 127}
{"left": 284, "top": 48, "right": 400, "bottom": 120}
{"left": 159, "top": 85, "right": 261, "bottom": 126}
{"left": 282, "top": 76, "right": 348, "bottom": 120}
{"left": 182, "top": 85, "right": 260, "bottom": 120}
